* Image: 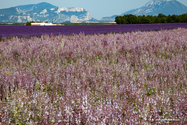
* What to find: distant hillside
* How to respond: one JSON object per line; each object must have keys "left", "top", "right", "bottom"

{"left": 123, "top": 0, "right": 187, "bottom": 16}
{"left": 101, "top": 0, "right": 187, "bottom": 21}
{"left": 0, "top": 2, "right": 95, "bottom": 23}
{"left": 100, "top": 15, "right": 118, "bottom": 21}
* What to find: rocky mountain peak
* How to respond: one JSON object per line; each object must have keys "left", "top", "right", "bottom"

{"left": 0, "top": 2, "right": 94, "bottom": 23}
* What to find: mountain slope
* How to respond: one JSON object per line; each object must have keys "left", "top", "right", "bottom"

{"left": 15, "top": 2, "right": 57, "bottom": 12}
{"left": 0, "top": 2, "right": 94, "bottom": 23}
{"left": 100, "top": 15, "right": 118, "bottom": 21}
{"left": 123, "top": 0, "right": 187, "bottom": 16}
{"left": 101, "top": 0, "right": 187, "bottom": 21}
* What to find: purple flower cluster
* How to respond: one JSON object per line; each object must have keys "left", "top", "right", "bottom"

{"left": 0, "top": 28, "right": 186, "bottom": 124}
{"left": 0, "top": 23, "right": 187, "bottom": 38}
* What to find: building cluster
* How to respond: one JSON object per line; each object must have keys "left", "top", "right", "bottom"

{"left": 31, "top": 23, "right": 63, "bottom": 26}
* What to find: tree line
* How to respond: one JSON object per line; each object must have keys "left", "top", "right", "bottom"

{"left": 115, "top": 13, "right": 187, "bottom": 24}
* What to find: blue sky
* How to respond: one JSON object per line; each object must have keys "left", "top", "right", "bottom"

{"left": 1, "top": 0, "right": 187, "bottom": 19}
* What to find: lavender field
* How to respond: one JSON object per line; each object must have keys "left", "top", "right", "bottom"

{"left": 0, "top": 28, "right": 186, "bottom": 124}
{"left": 1, "top": 23, "right": 187, "bottom": 38}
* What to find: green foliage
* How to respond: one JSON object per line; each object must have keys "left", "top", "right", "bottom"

{"left": 146, "top": 89, "right": 152, "bottom": 96}
{"left": 25, "top": 21, "right": 35, "bottom": 26}
{"left": 115, "top": 13, "right": 187, "bottom": 24}
{"left": 25, "top": 22, "right": 31, "bottom": 26}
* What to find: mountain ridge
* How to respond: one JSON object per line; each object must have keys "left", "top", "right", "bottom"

{"left": 0, "top": 2, "right": 94, "bottom": 23}
{"left": 15, "top": 2, "right": 57, "bottom": 12}
{"left": 101, "top": 0, "right": 187, "bottom": 21}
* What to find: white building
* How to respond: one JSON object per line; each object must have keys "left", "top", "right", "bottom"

{"left": 31, "top": 22, "right": 54, "bottom": 26}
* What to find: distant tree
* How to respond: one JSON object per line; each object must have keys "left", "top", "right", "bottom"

{"left": 154, "top": 17, "right": 159, "bottom": 23}
{"left": 173, "top": 15, "right": 180, "bottom": 23}
{"left": 166, "top": 15, "right": 172, "bottom": 23}
{"left": 146, "top": 15, "right": 154, "bottom": 23}
{"left": 158, "top": 13, "right": 166, "bottom": 18}
{"left": 140, "top": 15, "right": 149, "bottom": 24}
{"left": 115, "top": 16, "right": 122, "bottom": 24}
{"left": 157, "top": 13, "right": 167, "bottom": 23}
{"left": 126, "top": 14, "right": 139, "bottom": 24}
{"left": 180, "top": 13, "right": 187, "bottom": 22}
{"left": 115, "top": 16, "right": 126, "bottom": 24}
{"left": 26, "top": 22, "right": 31, "bottom": 26}
{"left": 171, "top": 15, "right": 177, "bottom": 23}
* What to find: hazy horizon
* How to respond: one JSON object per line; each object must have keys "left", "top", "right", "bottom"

{"left": 1, "top": 0, "right": 187, "bottom": 19}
